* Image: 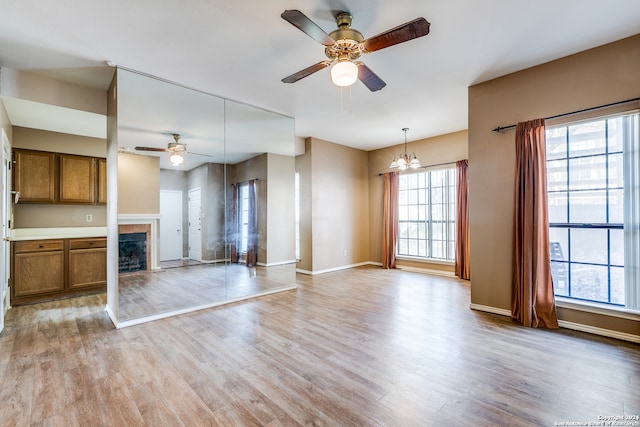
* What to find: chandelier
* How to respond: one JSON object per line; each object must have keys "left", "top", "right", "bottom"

{"left": 390, "top": 128, "right": 420, "bottom": 170}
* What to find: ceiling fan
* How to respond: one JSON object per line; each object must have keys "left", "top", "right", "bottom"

{"left": 281, "top": 9, "right": 430, "bottom": 91}
{"left": 134, "top": 133, "right": 188, "bottom": 166}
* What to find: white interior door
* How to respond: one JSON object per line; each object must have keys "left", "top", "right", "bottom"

{"left": 160, "top": 190, "right": 183, "bottom": 261}
{"left": 1, "top": 129, "right": 11, "bottom": 333}
{"left": 188, "top": 187, "right": 202, "bottom": 261}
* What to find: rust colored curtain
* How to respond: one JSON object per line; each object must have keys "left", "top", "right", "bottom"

{"left": 230, "top": 184, "right": 239, "bottom": 263}
{"left": 245, "top": 179, "right": 258, "bottom": 268}
{"left": 455, "top": 160, "right": 470, "bottom": 280}
{"left": 382, "top": 171, "right": 399, "bottom": 269}
{"left": 512, "top": 119, "right": 559, "bottom": 328}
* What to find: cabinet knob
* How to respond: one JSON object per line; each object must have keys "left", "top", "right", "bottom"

{"left": 38, "top": 245, "right": 43, "bottom": 248}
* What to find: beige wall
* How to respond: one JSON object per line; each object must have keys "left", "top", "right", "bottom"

{"left": 367, "top": 130, "right": 468, "bottom": 272}
{"left": 0, "top": 68, "right": 108, "bottom": 115}
{"left": 117, "top": 153, "right": 160, "bottom": 214}
{"left": 266, "top": 153, "right": 296, "bottom": 265}
{"left": 298, "top": 137, "right": 370, "bottom": 273}
{"left": 468, "top": 34, "right": 640, "bottom": 335}
{"left": 11, "top": 127, "right": 107, "bottom": 228}
{"left": 0, "top": 98, "right": 11, "bottom": 143}
{"left": 296, "top": 140, "right": 312, "bottom": 271}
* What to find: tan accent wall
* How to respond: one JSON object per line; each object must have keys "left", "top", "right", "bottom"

{"left": 266, "top": 153, "right": 296, "bottom": 265}
{"left": 117, "top": 153, "right": 159, "bottom": 214}
{"left": 299, "top": 137, "right": 370, "bottom": 273}
{"left": 468, "top": 34, "right": 640, "bottom": 335}
{"left": 296, "top": 140, "right": 312, "bottom": 271}
{"left": 0, "top": 98, "right": 11, "bottom": 142}
{"left": 0, "top": 68, "right": 108, "bottom": 115}
{"left": 11, "top": 127, "right": 108, "bottom": 228}
{"left": 367, "top": 130, "right": 468, "bottom": 272}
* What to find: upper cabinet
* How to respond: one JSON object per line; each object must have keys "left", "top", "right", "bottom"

{"left": 13, "top": 149, "right": 56, "bottom": 203}
{"left": 97, "top": 158, "right": 107, "bottom": 205}
{"left": 13, "top": 148, "right": 106, "bottom": 205}
{"left": 59, "top": 154, "right": 96, "bottom": 204}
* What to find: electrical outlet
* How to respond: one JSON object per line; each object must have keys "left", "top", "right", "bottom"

{"left": 86, "top": 214, "right": 93, "bottom": 222}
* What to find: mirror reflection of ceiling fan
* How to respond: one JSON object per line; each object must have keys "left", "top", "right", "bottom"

{"left": 281, "top": 9, "right": 430, "bottom": 91}
{"left": 134, "top": 133, "right": 201, "bottom": 166}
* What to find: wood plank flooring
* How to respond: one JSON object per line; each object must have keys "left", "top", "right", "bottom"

{"left": 119, "top": 263, "right": 296, "bottom": 321}
{"left": 1, "top": 266, "right": 639, "bottom": 426}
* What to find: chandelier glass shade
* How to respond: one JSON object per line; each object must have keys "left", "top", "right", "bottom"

{"left": 330, "top": 59, "right": 358, "bottom": 87}
{"left": 390, "top": 128, "right": 420, "bottom": 170}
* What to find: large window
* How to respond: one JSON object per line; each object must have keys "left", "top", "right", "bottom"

{"left": 238, "top": 183, "right": 249, "bottom": 253}
{"left": 546, "top": 112, "right": 639, "bottom": 308}
{"left": 397, "top": 169, "right": 456, "bottom": 261}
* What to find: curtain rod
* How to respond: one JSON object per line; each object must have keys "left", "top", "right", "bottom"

{"left": 377, "top": 160, "right": 458, "bottom": 176}
{"left": 491, "top": 97, "right": 640, "bottom": 133}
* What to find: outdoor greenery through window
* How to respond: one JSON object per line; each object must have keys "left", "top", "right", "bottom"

{"left": 397, "top": 169, "right": 456, "bottom": 261}
{"left": 546, "top": 111, "right": 639, "bottom": 308}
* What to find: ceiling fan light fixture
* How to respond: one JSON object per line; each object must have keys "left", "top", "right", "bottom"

{"left": 330, "top": 59, "right": 358, "bottom": 87}
{"left": 169, "top": 152, "right": 184, "bottom": 166}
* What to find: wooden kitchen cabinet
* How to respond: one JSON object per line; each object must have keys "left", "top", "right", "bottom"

{"left": 11, "top": 237, "right": 107, "bottom": 305}
{"left": 12, "top": 240, "right": 65, "bottom": 299}
{"left": 12, "top": 148, "right": 106, "bottom": 205}
{"left": 12, "top": 149, "right": 56, "bottom": 203}
{"left": 59, "top": 154, "right": 96, "bottom": 204}
{"left": 97, "top": 158, "right": 107, "bottom": 205}
{"left": 68, "top": 238, "right": 107, "bottom": 289}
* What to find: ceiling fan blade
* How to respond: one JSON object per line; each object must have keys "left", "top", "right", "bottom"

{"left": 362, "top": 17, "right": 430, "bottom": 53}
{"left": 357, "top": 63, "right": 386, "bottom": 92}
{"left": 282, "top": 61, "right": 332, "bottom": 84}
{"left": 281, "top": 10, "right": 335, "bottom": 46}
{"left": 134, "top": 146, "right": 168, "bottom": 152}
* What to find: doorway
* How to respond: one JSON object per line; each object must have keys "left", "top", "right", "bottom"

{"left": 159, "top": 190, "right": 183, "bottom": 262}
{"left": 188, "top": 187, "right": 202, "bottom": 261}
{"left": 1, "top": 129, "right": 11, "bottom": 332}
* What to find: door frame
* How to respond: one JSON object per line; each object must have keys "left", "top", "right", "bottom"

{"left": 188, "top": 187, "right": 202, "bottom": 261}
{"left": 159, "top": 189, "right": 184, "bottom": 262}
{"left": 1, "top": 128, "right": 12, "bottom": 332}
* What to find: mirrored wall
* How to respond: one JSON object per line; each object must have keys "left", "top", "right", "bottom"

{"left": 112, "top": 68, "right": 296, "bottom": 323}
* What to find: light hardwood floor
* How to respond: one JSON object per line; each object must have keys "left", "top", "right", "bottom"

{"left": 1, "top": 266, "right": 639, "bottom": 426}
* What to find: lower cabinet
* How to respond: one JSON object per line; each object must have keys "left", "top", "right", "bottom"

{"left": 11, "top": 237, "right": 107, "bottom": 305}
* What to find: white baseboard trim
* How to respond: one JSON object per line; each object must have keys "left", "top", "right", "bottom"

{"left": 469, "top": 303, "right": 512, "bottom": 317}
{"left": 257, "top": 260, "right": 297, "bottom": 267}
{"left": 105, "top": 304, "right": 118, "bottom": 327}
{"left": 114, "top": 284, "right": 298, "bottom": 329}
{"left": 557, "top": 320, "right": 640, "bottom": 344}
{"left": 469, "top": 303, "right": 640, "bottom": 343}
{"left": 396, "top": 265, "right": 457, "bottom": 278}
{"left": 296, "top": 261, "right": 372, "bottom": 275}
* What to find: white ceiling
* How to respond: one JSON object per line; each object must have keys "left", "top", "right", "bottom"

{"left": 0, "top": 0, "right": 639, "bottom": 150}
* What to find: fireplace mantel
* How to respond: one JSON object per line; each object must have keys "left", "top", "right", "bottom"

{"left": 118, "top": 214, "right": 160, "bottom": 270}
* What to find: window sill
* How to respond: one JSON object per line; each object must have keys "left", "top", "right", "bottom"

{"left": 555, "top": 297, "right": 640, "bottom": 321}
{"left": 395, "top": 255, "right": 454, "bottom": 266}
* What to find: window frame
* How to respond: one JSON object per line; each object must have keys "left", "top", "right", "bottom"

{"left": 545, "top": 112, "right": 633, "bottom": 307}
{"left": 396, "top": 168, "right": 456, "bottom": 262}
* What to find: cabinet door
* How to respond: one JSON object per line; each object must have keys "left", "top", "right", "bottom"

{"left": 13, "top": 250, "right": 64, "bottom": 297}
{"left": 68, "top": 248, "right": 107, "bottom": 289}
{"left": 97, "top": 158, "right": 107, "bottom": 204}
{"left": 59, "top": 154, "right": 95, "bottom": 203}
{"left": 13, "top": 149, "right": 56, "bottom": 202}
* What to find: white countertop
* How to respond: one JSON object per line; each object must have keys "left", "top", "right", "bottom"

{"left": 10, "top": 227, "right": 108, "bottom": 241}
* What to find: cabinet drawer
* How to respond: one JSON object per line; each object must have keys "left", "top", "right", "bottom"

{"left": 14, "top": 240, "right": 64, "bottom": 253}
{"left": 69, "top": 238, "right": 107, "bottom": 250}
